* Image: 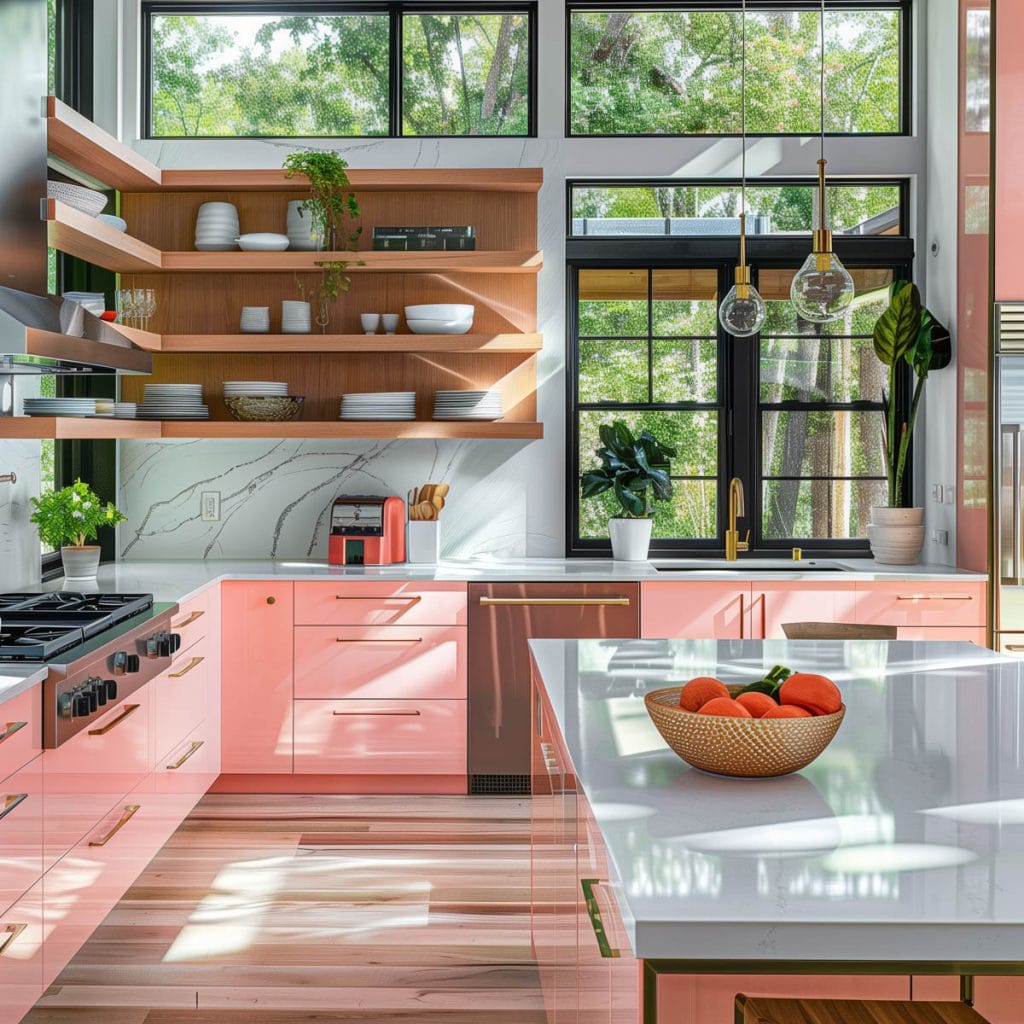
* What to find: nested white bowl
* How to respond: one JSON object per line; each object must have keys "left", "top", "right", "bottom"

{"left": 407, "top": 318, "right": 473, "bottom": 335}
{"left": 404, "top": 304, "right": 474, "bottom": 320}
{"left": 236, "top": 233, "right": 290, "bottom": 252}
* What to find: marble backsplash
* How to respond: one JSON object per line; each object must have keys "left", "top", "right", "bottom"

{"left": 0, "top": 440, "right": 42, "bottom": 588}
{"left": 118, "top": 437, "right": 560, "bottom": 560}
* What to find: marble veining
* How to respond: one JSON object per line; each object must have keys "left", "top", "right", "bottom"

{"left": 0, "top": 438, "right": 42, "bottom": 589}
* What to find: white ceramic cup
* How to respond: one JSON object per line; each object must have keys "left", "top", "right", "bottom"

{"left": 240, "top": 306, "right": 270, "bottom": 333}
{"left": 382, "top": 313, "right": 400, "bottom": 334}
{"left": 361, "top": 313, "right": 381, "bottom": 335}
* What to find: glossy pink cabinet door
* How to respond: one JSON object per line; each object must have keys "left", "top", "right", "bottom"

{"left": 153, "top": 635, "right": 213, "bottom": 763}
{"left": 0, "top": 757, "right": 43, "bottom": 916}
{"left": 0, "top": 881, "right": 44, "bottom": 1024}
{"left": 641, "top": 583, "right": 747, "bottom": 639}
{"left": 221, "top": 582, "right": 294, "bottom": 773}
{"left": 853, "top": 582, "right": 987, "bottom": 628}
{"left": 294, "top": 625, "right": 467, "bottom": 700}
{"left": 0, "top": 686, "right": 43, "bottom": 784}
{"left": 750, "top": 583, "right": 857, "bottom": 639}
{"left": 295, "top": 581, "right": 467, "bottom": 626}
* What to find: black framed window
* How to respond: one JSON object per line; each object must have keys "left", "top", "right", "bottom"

{"left": 567, "top": 0, "right": 909, "bottom": 138}
{"left": 142, "top": 2, "right": 536, "bottom": 138}
{"left": 567, "top": 179, "right": 913, "bottom": 558}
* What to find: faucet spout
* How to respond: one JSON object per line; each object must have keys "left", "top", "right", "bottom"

{"left": 725, "top": 477, "right": 749, "bottom": 561}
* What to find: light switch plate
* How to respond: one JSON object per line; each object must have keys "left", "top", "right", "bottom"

{"left": 944, "top": 485, "right": 955, "bottom": 505}
{"left": 930, "top": 484, "right": 941, "bottom": 502}
{"left": 931, "top": 529, "right": 949, "bottom": 545}
{"left": 201, "top": 491, "right": 220, "bottom": 522}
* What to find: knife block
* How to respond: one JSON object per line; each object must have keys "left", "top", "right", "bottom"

{"left": 407, "top": 521, "right": 440, "bottom": 563}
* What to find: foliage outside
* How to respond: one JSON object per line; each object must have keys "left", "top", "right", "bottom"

{"left": 30, "top": 480, "right": 126, "bottom": 550}
{"left": 581, "top": 421, "right": 676, "bottom": 519}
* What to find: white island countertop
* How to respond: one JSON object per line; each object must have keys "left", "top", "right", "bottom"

{"left": 35, "top": 557, "right": 986, "bottom": 606}
{"left": 529, "top": 638, "right": 1024, "bottom": 964}
{"left": 0, "top": 664, "right": 48, "bottom": 705}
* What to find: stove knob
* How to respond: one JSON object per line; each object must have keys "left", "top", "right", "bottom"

{"left": 74, "top": 693, "right": 91, "bottom": 718}
{"left": 127, "top": 654, "right": 140, "bottom": 673}
{"left": 103, "top": 678, "right": 117, "bottom": 701}
{"left": 169, "top": 632, "right": 182, "bottom": 654}
{"left": 146, "top": 635, "right": 159, "bottom": 657}
{"left": 91, "top": 679, "right": 107, "bottom": 707}
{"left": 113, "top": 651, "right": 140, "bottom": 674}
{"left": 86, "top": 685, "right": 98, "bottom": 713}
{"left": 58, "top": 692, "right": 74, "bottom": 719}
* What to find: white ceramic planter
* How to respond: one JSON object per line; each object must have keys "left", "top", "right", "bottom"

{"left": 286, "top": 201, "right": 324, "bottom": 251}
{"left": 61, "top": 546, "right": 101, "bottom": 581}
{"left": 609, "top": 517, "right": 653, "bottom": 561}
{"left": 868, "top": 506, "right": 926, "bottom": 565}
{"left": 407, "top": 521, "right": 440, "bottom": 564}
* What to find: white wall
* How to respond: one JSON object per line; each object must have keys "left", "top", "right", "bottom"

{"left": 100, "top": 0, "right": 937, "bottom": 560}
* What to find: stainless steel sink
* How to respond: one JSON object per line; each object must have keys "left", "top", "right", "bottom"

{"left": 652, "top": 559, "right": 850, "bottom": 573}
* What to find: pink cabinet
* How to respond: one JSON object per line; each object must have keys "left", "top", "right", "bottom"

{"left": 292, "top": 698, "right": 466, "bottom": 776}
{"left": 294, "top": 581, "right": 467, "bottom": 626}
{"left": 221, "top": 581, "right": 294, "bottom": 773}
{"left": 640, "top": 583, "right": 747, "bottom": 639}
{"left": 153, "top": 633, "right": 214, "bottom": 763}
{"left": 294, "top": 624, "right": 467, "bottom": 700}
{"left": 853, "top": 582, "right": 987, "bottom": 629}
{"left": 0, "top": 881, "right": 44, "bottom": 1024}
{"left": 0, "top": 686, "right": 42, "bottom": 784}
{"left": 972, "top": 978, "right": 1024, "bottom": 1023}
{"left": 151, "top": 719, "right": 221, "bottom": 799}
{"left": 749, "top": 583, "right": 857, "bottom": 639}
{"left": 169, "top": 588, "right": 212, "bottom": 658}
{"left": 0, "top": 757, "right": 43, "bottom": 917}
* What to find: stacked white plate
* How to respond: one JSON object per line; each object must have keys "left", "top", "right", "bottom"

{"left": 62, "top": 291, "right": 106, "bottom": 316}
{"left": 137, "top": 383, "right": 209, "bottom": 420}
{"left": 340, "top": 392, "right": 416, "bottom": 421}
{"left": 23, "top": 397, "right": 97, "bottom": 418}
{"left": 114, "top": 402, "right": 137, "bottom": 419}
{"left": 195, "top": 202, "right": 240, "bottom": 251}
{"left": 223, "top": 381, "right": 289, "bottom": 398}
{"left": 240, "top": 307, "right": 271, "bottom": 333}
{"left": 433, "top": 389, "right": 503, "bottom": 421}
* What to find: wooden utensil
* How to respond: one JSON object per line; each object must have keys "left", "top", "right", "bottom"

{"left": 431, "top": 494, "right": 445, "bottom": 514}
{"left": 413, "top": 500, "right": 436, "bottom": 521}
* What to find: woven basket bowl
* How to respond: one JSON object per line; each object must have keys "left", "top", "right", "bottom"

{"left": 224, "top": 395, "right": 304, "bottom": 422}
{"left": 644, "top": 685, "right": 845, "bottom": 779}
{"left": 47, "top": 181, "right": 107, "bottom": 216}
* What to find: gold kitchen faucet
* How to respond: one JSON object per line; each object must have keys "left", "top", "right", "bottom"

{"left": 725, "top": 477, "right": 750, "bottom": 561}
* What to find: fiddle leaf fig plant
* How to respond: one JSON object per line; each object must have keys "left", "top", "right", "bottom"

{"left": 581, "top": 421, "right": 676, "bottom": 518}
{"left": 29, "top": 480, "right": 125, "bottom": 549}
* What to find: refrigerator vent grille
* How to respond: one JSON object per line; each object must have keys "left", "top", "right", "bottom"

{"left": 469, "top": 773, "right": 531, "bottom": 796}
{"left": 997, "top": 303, "right": 1024, "bottom": 352}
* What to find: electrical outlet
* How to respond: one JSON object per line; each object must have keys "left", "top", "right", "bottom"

{"left": 201, "top": 491, "right": 220, "bottom": 522}
{"left": 944, "top": 485, "right": 955, "bottom": 505}
{"left": 930, "top": 484, "right": 941, "bottom": 502}
{"left": 931, "top": 529, "right": 949, "bottom": 545}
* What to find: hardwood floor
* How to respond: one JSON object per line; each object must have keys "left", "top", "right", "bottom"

{"left": 26, "top": 795, "right": 544, "bottom": 1023}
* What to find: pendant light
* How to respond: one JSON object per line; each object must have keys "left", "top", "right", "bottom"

{"left": 719, "top": 0, "right": 766, "bottom": 338}
{"left": 789, "top": 0, "right": 855, "bottom": 323}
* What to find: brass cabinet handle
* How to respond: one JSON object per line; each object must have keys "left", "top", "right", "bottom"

{"left": 0, "top": 793, "right": 28, "bottom": 821}
{"left": 266, "top": 596, "right": 276, "bottom": 605}
{"left": 169, "top": 656, "right": 205, "bottom": 678}
{"left": 335, "top": 594, "right": 422, "bottom": 603}
{"left": 0, "top": 923, "right": 27, "bottom": 956}
{"left": 581, "top": 879, "right": 620, "bottom": 958}
{"left": 88, "top": 703, "right": 140, "bottom": 736}
{"left": 895, "top": 594, "right": 973, "bottom": 601}
{"left": 172, "top": 609, "right": 205, "bottom": 629}
{"left": 335, "top": 638, "right": 422, "bottom": 644}
{"left": 478, "top": 597, "right": 631, "bottom": 607}
{"left": 89, "top": 803, "right": 140, "bottom": 846}
{"left": 0, "top": 721, "right": 26, "bottom": 745}
{"left": 332, "top": 709, "right": 421, "bottom": 716}
{"left": 1005, "top": 645, "right": 1024, "bottom": 652}
{"left": 166, "top": 740, "right": 204, "bottom": 770}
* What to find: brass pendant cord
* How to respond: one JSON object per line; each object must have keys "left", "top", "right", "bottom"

{"left": 815, "top": 0, "right": 830, "bottom": 256}
{"left": 737, "top": 0, "right": 749, "bottom": 292}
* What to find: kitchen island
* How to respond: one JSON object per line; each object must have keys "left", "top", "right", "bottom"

{"left": 528, "top": 638, "right": 1024, "bottom": 1023}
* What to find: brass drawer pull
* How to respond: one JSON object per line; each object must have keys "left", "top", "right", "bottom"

{"left": 335, "top": 638, "right": 422, "bottom": 644}
{"left": 172, "top": 609, "right": 205, "bottom": 629}
{"left": 89, "top": 803, "right": 140, "bottom": 846}
{"left": 332, "top": 709, "right": 421, "bottom": 716}
{"left": 895, "top": 594, "right": 973, "bottom": 601}
{"left": 167, "top": 740, "right": 204, "bottom": 770}
{"left": 0, "top": 721, "right": 27, "bottom": 745}
{"left": 1005, "top": 645, "right": 1024, "bottom": 652}
{"left": 169, "top": 656, "right": 205, "bottom": 678}
{"left": 0, "top": 923, "right": 27, "bottom": 956}
{"left": 478, "top": 597, "right": 631, "bottom": 607}
{"left": 335, "top": 594, "right": 422, "bottom": 603}
{"left": 0, "top": 793, "right": 28, "bottom": 821}
{"left": 88, "top": 703, "right": 140, "bottom": 736}
{"left": 581, "top": 879, "right": 620, "bottom": 958}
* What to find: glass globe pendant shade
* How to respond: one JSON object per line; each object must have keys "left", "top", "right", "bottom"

{"left": 790, "top": 236, "right": 856, "bottom": 324}
{"left": 719, "top": 268, "right": 767, "bottom": 338}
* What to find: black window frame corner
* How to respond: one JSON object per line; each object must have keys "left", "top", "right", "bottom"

{"left": 141, "top": 0, "right": 538, "bottom": 141}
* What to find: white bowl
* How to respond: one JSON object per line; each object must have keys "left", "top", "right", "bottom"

{"left": 407, "top": 318, "right": 473, "bottom": 335}
{"left": 236, "top": 233, "right": 290, "bottom": 252}
{"left": 47, "top": 181, "right": 107, "bottom": 216}
{"left": 404, "top": 304, "right": 474, "bottom": 320}
{"left": 96, "top": 214, "right": 128, "bottom": 232}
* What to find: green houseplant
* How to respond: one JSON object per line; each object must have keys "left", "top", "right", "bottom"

{"left": 869, "top": 280, "right": 951, "bottom": 564}
{"left": 581, "top": 421, "right": 676, "bottom": 560}
{"left": 30, "top": 480, "right": 126, "bottom": 581}
{"left": 283, "top": 151, "right": 362, "bottom": 330}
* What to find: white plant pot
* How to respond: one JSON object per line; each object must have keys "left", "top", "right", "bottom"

{"left": 609, "top": 517, "right": 653, "bottom": 561}
{"left": 407, "top": 521, "right": 440, "bottom": 564}
{"left": 61, "top": 546, "right": 101, "bottom": 581}
{"left": 286, "top": 201, "right": 324, "bottom": 251}
{"left": 868, "top": 506, "right": 926, "bottom": 565}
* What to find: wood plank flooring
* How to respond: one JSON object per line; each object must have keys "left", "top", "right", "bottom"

{"left": 26, "top": 795, "right": 544, "bottom": 1024}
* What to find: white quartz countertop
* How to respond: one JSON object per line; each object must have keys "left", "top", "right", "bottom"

{"left": 35, "top": 557, "right": 985, "bottom": 606}
{"left": 0, "top": 665, "right": 48, "bottom": 706}
{"left": 528, "top": 638, "right": 1024, "bottom": 964}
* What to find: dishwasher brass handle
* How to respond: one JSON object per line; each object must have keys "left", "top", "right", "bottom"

{"left": 478, "top": 597, "right": 631, "bottom": 607}
{"left": 1006, "top": 645, "right": 1024, "bottom": 652}
{"left": 89, "top": 803, "right": 140, "bottom": 846}
{"left": 88, "top": 703, "right": 140, "bottom": 736}
{"left": 332, "top": 709, "right": 421, "bottom": 716}
{"left": 0, "top": 923, "right": 27, "bottom": 956}
{"left": 335, "top": 594, "right": 422, "bottom": 603}
{"left": 166, "top": 740, "right": 204, "bottom": 770}
{"left": 169, "top": 656, "right": 205, "bottom": 678}
{"left": 172, "top": 609, "right": 205, "bottom": 629}
{"left": 895, "top": 594, "right": 973, "bottom": 601}
{"left": 335, "top": 638, "right": 422, "bottom": 644}
{"left": 581, "top": 879, "right": 620, "bottom": 958}
{"left": 0, "top": 721, "right": 26, "bottom": 745}
{"left": 0, "top": 794, "right": 28, "bottom": 821}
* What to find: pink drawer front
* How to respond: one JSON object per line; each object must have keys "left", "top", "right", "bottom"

{"left": 293, "top": 698, "right": 467, "bottom": 774}
{"left": 853, "top": 582, "right": 986, "bottom": 627}
{"left": 170, "top": 587, "right": 212, "bottom": 657}
{"left": 294, "top": 625, "right": 467, "bottom": 700}
{"left": 0, "top": 686, "right": 43, "bottom": 784}
{"left": 150, "top": 720, "right": 221, "bottom": 798}
{"left": 0, "top": 881, "right": 44, "bottom": 1024}
{"left": 153, "top": 635, "right": 213, "bottom": 762}
{"left": 294, "top": 582, "right": 467, "bottom": 626}
{"left": 897, "top": 626, "right": 987, "bottom": 645}
{"left": 641, "top": 582, "right": 747, "bottom": 639}
{"left": 0, "top": 757, "right": 43, "bottom": 916}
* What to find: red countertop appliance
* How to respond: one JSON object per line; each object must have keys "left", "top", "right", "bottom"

{"left": 328, "top": 495, "right": 406, "bottom": 565}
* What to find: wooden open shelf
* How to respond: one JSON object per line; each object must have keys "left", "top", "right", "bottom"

{"left": 0, "top": 417, "right": 161, "bottom": 439}
{"left": 160, "top": 168, "right": 544, "bottom": 193}
{"left": 153, "top": 333, "right": 543, "bottom": 354}
{"left": 46, "top": 200, "right": 162, "bottom": 272}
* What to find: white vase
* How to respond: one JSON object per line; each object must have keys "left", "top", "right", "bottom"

{"left": 609, "top": 517, "right": 653, "bottom": 561}
{"left": 281, "top": 300, "right": 312, "bottom": 334}
{"left": 868, "top": 506, "right": 926, "bottom": 565}
{"left": 61, "top": 545, "right": 101, "bottom": 581}
{"left": 286, "top": 201, "right": 324, "bottom": 252}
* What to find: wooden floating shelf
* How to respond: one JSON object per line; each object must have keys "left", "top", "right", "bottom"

{"left": 0, "top": 417, "right": 161, "bottom": 439}
{"left": 46, "top": 200, "right": 162, "bottom": 272}
{"left": 148, "top": 333, "right": 542, "bottom": 354}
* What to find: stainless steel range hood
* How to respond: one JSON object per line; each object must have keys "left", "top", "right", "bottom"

{"left": 0, "top": 286, "right": 152, "bottom": 375}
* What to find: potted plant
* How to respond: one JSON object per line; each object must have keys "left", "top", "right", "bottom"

{"left": 869, "top": 281, "right": 951, "bottom": 564}
{"left": 582, "top": 421, "right": 676, "bottom": 561}
{"left": 283, "top": 151, "right": 362, "bottom": 331}
{"left": 30, "top": 480, "right": 126, "bottom": 581}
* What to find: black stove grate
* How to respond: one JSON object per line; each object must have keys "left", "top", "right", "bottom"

{"left": 0, "top": 624, "right": 86, "bottom": 661}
